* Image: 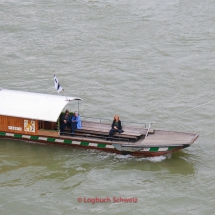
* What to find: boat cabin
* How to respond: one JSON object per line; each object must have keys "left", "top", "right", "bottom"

{"left": 0, "top": 89, "right": 82, "bottom": 137}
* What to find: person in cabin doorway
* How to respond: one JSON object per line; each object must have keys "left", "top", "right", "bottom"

{"left": 108, "top": 115, "right": 124, "bottom": 140}
{"left": 71, "top": 111, "right": 82, "bottom": 135}
{"left": 60, "top": 110, "right": 71, "bottom": 134}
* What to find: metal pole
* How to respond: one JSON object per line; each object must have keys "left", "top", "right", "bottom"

{"left": 78, "top": 100, "right": 80, "bottom": 114}
{"left": 145, "top": 122, "right": 155, "bottom": 137}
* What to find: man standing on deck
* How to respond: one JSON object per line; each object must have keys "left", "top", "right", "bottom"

{"left": 71, "top": 111, "right": 82, "bottom": 135}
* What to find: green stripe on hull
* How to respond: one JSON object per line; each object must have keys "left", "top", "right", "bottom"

{"left": 97, "top": 143, "right": 106, "bottom": 148}
{"left": 168, "top": 146, "right": 176, "bottom": 150}
{"left": 14, "top": 134, "right": 22, "bottom": 138}
{"left": 47, "top": 138, "right": 55, "bottom": 142}
{"left": 64, "top": 139, "right": 72, "bottom": 144}
{"left": 0, "top": 132, "right": 186, "bottom": 153}
{"left": 0, "top": 132, "right": 6, "bottom": 136}
{"left": 30, "top": 136, "right": 39, "bottom": 140}
{"left": 149, "top": 147, "right": 159, "bottom": 152}
{"left": 80, "top": 142, "right": 89, "bottom": 146}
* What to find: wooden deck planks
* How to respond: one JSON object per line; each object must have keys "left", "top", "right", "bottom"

{"left": 61, "top": 121, "right": 197, "bottom": 146}
{"left": 139, "top": 130, "right": 198, "bottom": 146}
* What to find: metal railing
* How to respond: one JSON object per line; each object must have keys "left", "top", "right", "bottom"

{"left": 81, "top": 116, "right": 147, "bottom": 128}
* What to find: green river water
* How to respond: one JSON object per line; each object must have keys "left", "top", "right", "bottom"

{"left": 0, "top": 0, "right": 215, "bottom": 214}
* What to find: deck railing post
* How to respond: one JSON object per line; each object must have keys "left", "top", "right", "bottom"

{"left": 78, "top": 100, "right": 79, "bottom": 114}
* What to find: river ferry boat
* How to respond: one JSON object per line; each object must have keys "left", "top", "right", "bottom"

{"left": 0, "top": 88, "right": 199, "bottom": 157}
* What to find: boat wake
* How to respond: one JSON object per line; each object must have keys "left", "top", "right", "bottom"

{"left": 87, "top": 149, "right": 171, "bottom": 162}
{"left": 143, "top": 155, "right": 170, "bottom": 162}
{"left": 115, "top": 154, "right": 170, "bottom": 162}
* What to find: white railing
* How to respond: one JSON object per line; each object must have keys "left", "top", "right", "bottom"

{"left": 81, "top": 116, "right": 147, "bottom": 128}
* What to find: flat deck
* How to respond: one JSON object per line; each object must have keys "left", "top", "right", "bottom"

{"left": 137, "top": 130, "right": 198, "bottom": 146}
{"left": 60, "top": 121, "right": 198, "bottom": 147}
{"left": 62, "top": 120, "right": 154, "bottom": 142}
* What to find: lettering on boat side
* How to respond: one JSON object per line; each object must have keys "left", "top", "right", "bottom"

{"left": 24, "top": 120, "right": 35, "bottom": 132}
{"left": 8, "top": 126, "right": 22, "bottom": 131}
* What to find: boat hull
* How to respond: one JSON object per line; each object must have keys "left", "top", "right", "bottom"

{"left": 0, "top": 131, "right": 189, "bottom": 157}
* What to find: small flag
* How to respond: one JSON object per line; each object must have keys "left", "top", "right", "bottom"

{"left": 53, "top": 74, "right": 63, "bottom": 93}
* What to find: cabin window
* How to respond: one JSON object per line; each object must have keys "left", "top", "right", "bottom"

{"left": 39, "top": 121, "right": 58, "bottom": 130}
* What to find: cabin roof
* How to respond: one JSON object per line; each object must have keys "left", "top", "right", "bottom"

{"left": 0, "top": 89, "right": 82, "bottom": 122}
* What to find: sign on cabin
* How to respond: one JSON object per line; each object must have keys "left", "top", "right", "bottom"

{"left": 8, "top": 126, "right": 22, "bottom": 131}
{"left": 24, "top": 120, "right": 35, "bottom": 132}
